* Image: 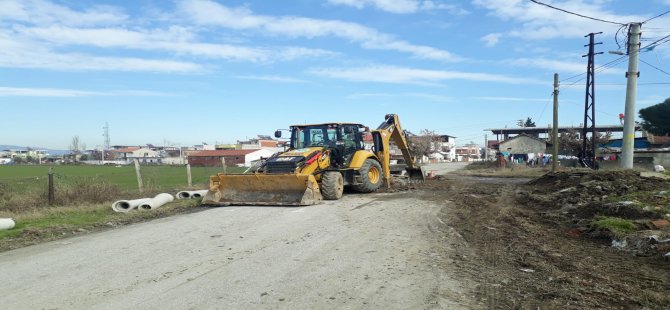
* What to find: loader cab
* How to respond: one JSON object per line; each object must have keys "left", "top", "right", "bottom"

{"left": 288, "top": 123, "right": 365, "bottom": 166}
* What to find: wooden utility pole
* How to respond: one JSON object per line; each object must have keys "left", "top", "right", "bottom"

{"left": 552, "top": 73, "right": 559, "bottom": 172}
{"left": 134, "top": 159, "right": 143, "bottom": 193}
{"left": 48, "top": 167, "right": 54, "bottom": 205}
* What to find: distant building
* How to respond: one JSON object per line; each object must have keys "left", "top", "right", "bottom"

{"left": 498, "top": 135, "right": 548, "bottom": 155}
{"left": 455, "top": 143, "right": 481, "bottom": 162}
{"left": 187, "top": 149, "right": 277, "bottom": 167}
{"left": 111, "top": 147, "right": 161, "bottom": 164}
{"left": 237, "top": 136, "right": 282, "bottom": 151}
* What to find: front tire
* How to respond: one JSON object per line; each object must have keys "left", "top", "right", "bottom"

{"left": 354, "top": 159, "right": 383, "bottom": 193}
{"left": 321, "top": 171, "right": 344, "bottom": 200}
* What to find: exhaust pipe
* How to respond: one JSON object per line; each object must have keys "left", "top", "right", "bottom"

{"left": 0, "top": 218, "right": 15, "bottom": 230}
{"left": 138, "top": 193, "right": 174, "bottom": 211}
{"left": 112, "top": 198, "right": 151, "bottom": 213}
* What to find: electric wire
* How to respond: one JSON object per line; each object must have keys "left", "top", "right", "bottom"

{"left": 559, "top": 56, "right": 628, "bottom": 90}
{"left": 642, "top": 10, "right": 670, "bottom": 24}
{"left": 639, "top": 58, "right": 670, "bottom": 76}
{"left": 559, "top": 55, "right": 628, "bottom": 83}
{"left": 529, "top": 0, "right": 626, "bottom": 25}
{"left": 641, "top": 33, "right": 670, "bottom": 50}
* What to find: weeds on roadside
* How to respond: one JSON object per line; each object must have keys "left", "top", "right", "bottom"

{"left": 593, "top": 217, "right": 637, "bottom": 238}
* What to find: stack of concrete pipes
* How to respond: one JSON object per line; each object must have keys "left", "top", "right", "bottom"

{"left": 112, "top": 193, "right": 174, "bottom": 213}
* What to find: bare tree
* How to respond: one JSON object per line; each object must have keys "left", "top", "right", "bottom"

{"left": 557, "top": 129, "right": 611, "bottom": 156}
{"left": 70, "top": 135, "right": 83, "bottom": 162}
{"left": 408, "top": 129, "right": 441, "bottom": 159}
{"left": 70, "top": 136, "right": 80, "bottom": 154}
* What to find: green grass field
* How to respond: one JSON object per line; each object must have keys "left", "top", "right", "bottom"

{"left": 0, "top": 165, "right": 246, "bottom": 191}
{"left": 0, "top": 164, "right": 247, "bottom": 248}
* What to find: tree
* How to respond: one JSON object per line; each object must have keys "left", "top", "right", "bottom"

{"left": 408, "top": 129, "right": 441, "bottom": 160}
{"left": 517, "top": 117, "right": 536, "bottom": 127}
{"left": 639, "top": 98, "right": 670, "bottom": 135}
{"left": 557, "top": 129, "right": 611, "bottom": 156}
{"left": 70, "top": 136, "right": 80, "bottom": 155}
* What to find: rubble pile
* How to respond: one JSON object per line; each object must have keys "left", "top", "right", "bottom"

{"left": 520, "top": 170, "right": 670, "bottom": 257}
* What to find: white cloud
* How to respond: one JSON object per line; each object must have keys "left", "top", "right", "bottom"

{"left": 474, "top": 0, "right": 644, "bottom": 40}
{"left": 178, "top": 0, "right": 460, "bottom": 61}
{"left": 0, "top": 0, "right": 127, "bottom": 26}
{"left": 0, "top": 1, "right": 342, "bottom": 72}
{"left": 0, "top": 87, "right": 97, "bottom": 97}
{"left": 471, "top": 96, "right": 552, "bottom": 102}
{"left": 13, "top": 25, "right": 334, "bottom": 63}
{"left": 507, "top": 57, "right": 622, "bottom": 75}
{"left": 327, "top": 0, "right": 418, "bottom": 13}
{"left": 326, "top": 0, "right": 468, "bottom": 14}
{"left": 0, "top": 87, "right": 172, "bottom": 97}
{"left": 235, "top": 75, "right": 309, "bottom": 83}
{"left": 346, "top": 92, "right": 452, "bottom": 101}
{"left": 0, "top": 33, "right": 202, "bottom": 72}
{"left": 308, "top": 65, "right": 538, "bottom": 85}
{"left": 481, "top": 33, "right": 502, "bottom": 47}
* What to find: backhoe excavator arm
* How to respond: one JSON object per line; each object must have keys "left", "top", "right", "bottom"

{"left": 372, "top": 114, "right": 425, "bottom": 188}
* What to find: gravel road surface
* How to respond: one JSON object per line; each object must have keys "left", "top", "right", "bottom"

{"left": 0, "top": 164, "right": 471, "bottom": 309}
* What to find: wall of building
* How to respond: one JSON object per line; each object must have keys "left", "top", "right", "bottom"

{"left": 188, "top": 155, "right": 247, "bottom": 167}
{"left": 244, "top": 149, "right": 278, "bottom": 166}
{"left": 499, "top": 137, "right": 546, "bottom": 154}
{"left": 599, "top": 151, "right": 670, "bottom": 170}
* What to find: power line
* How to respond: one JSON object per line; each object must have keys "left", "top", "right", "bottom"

{"left": 643, "top": 10, "right": 670, "bottom": 24}
{"left": 529, "top": 0, "right": 626, "bottom": 25}
{"left": 597, "top": 82, "right": 670, "bottom": 85}
{"left": 560, "top": 55, "right": 628, "bottom": 83}
{"left": 639, "top": 58, "right": 670, "bottom": 76}
{"left": 559, "top": 56, "right": 628, "bottom": 90}
{"left": 641, "top": 33, "right": 670, "bottom": 50}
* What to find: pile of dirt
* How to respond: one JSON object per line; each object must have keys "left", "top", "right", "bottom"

{"left": 520, "top": 170, "right": 670, "bottom": 257}
{"left": 435, "top": 175, "right": 670, "bottom": 309}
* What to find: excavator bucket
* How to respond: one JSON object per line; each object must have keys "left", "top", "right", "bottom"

{"left": 201, "top": 173, "right": 323, "bottom": 206}
{"left": 405, "top": 166, "right": 425, "bottom": 181}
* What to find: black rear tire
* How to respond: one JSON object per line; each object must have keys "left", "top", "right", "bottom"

{"left": 354, "top": 159, "right": 383, "bottom": 193}
{"left": 321, "top": 171, "right": 344, "bottom": 200}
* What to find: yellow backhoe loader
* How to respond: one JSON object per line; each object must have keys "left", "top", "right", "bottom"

{"left": 202, "top": 114, "right": 424, "bottom": 206}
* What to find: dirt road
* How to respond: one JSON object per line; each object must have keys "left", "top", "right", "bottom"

{"left": 0, "top": 163, "right": 472, "bottom": 309}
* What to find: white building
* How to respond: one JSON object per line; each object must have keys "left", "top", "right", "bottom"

{"left": 111, "top": 147, "right": 161, "bottom": 164}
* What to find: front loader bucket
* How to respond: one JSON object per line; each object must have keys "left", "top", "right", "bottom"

{"left": 202, "top": 173, "right": 323, "bottom": 206}
{"left": 406, "top": 167, "right": 425, "bottom": 181}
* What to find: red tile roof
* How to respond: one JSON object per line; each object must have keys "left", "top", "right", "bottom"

{"left": 189, "top": 149, "right": 259, "bottom": 157}
{"left": 260, "top": 140, "right": 278, "bottom": 147}
{"left": 111, "top": 147, "right": 141, "bottom": 153}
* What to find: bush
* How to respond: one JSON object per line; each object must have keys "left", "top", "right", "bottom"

{"left": 48, "top": 177, "right": 124, "bottom": 206}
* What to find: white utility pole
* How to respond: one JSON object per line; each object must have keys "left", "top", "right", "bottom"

{"left": 621, "top": 23, "right": 641, "bottom": 169}
{"left": 553, "top": 73, "right": 559, "bottom": 172}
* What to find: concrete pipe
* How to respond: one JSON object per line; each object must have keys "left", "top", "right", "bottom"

{"left": 112, "top": 198, "right": 151, "bottom": 213}
{"left": 176, "top": 191, "right": 192, "bottom": 199}
{"left": 0, "top": 218, "right": 15, "bottom": 230}
{"left": 177, "top": 190, "right": 209, "bottom": 199}
{"left": 189, "top": 190, "right": 208, "bottom": 199}
{"left": 138, "top": 193, "right": 174, "bottom": 210}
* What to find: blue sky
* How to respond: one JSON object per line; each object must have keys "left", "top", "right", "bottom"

{"left": 1, "top": 0, "right": 669, "bottom": 149}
